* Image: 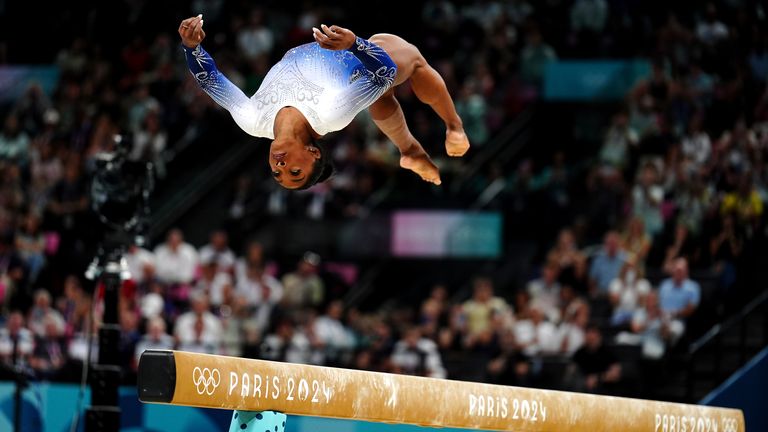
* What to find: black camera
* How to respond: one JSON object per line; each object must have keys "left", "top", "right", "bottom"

{"left": 87, "top": 134, "right": 154, "bottom": 278}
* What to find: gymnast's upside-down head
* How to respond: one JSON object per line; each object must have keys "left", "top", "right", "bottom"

{"left": 269, "top": 137, "right": 334, "bottom": 190}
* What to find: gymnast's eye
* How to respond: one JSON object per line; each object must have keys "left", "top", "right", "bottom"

{"left": 290, "top": 169, "right": 301, "bottom": 176}
{"left": 272, "top": 171, "right": 280, "bottom": 178}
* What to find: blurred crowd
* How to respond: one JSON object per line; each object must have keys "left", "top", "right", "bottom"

{"left": 0, "top": 0, "right": 766, "bottom": 400}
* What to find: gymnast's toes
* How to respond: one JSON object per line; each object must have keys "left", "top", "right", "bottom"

{"left": 445, "top": 129, "right": 470, "bottom": 157}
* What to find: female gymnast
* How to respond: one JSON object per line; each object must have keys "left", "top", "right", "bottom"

{"left": 178, "top": 15, "right": 469, "bottom": 189}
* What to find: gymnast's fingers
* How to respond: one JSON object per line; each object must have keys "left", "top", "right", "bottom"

{"left": 312, "top": 27, "right": 330, "bottom": 44}
{"left": 321, "top": 24, "right": 341, "bottom": 40}
{"left": 181, "top": 16, "right": 200, "bottom": 39}
{"left": 329, "top": 25, "right": 348, "bottom": 35}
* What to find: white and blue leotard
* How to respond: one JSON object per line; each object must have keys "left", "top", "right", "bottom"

{"left": 183, "top": 38, "right": 397, "bottom": 139}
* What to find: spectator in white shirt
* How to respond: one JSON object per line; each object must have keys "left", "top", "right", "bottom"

{"left": 391, "top": 326, "right": 446, "bottom": 379}
{"left": 527, "top": 262, "right": 562, "bottom": 323}
{"left": 125, "top": 243, "right": 156, "bottom": 285}
{"left": 27, "top": 289, "right": 66, "bottom": 337}
{"left": 631, "top": 290, "right": 684, "bottom": 359}
{"left": 198, "top": 230, "right": 236, "bottom": 274}
{"left": 174, "top": 291, "right": 222, "bottom": 354}
{"left": 513, "top": 306, "right": 561, "bottom": 357}
{"left": 153, "top": 229, "right": 198, "bottom": 285}
{"left": 608, "top": 261, "right": 651, "bottom": 327}
{"left": 695, "top": 4, "right": 729, "bottom": 46}
{"left": 261, "top": 318, "right": 315, "bottom": 365}
{"left": 313, "top": 300, "right": 355, "bottom": 362}
{"left": 0, "top": 311, "right": 34, "bottom": 367}
{"left": 194, "top": 256, "right": 233, "bottom": 307}
{"left": 235, "top": 263, "right": 284, "bottom": 307}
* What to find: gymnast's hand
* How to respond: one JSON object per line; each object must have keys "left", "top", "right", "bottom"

{"left": 312, "top": 24, "right": 356, "bottom": 50}
{"left": 179, "top": 14, "right": 206, "bottom": 48}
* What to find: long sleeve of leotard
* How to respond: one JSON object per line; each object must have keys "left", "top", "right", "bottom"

{"left": 347, "top": 37, "right": 397, "bottom": 87}
{"left": 183, "top": 44, "right": 260, "bottom": 137}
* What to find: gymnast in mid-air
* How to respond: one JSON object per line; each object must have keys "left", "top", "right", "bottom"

{"left": 178, "top": 15, "right": 469, "bottom": 189}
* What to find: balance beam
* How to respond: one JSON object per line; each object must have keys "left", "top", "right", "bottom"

{"left": 138, "top": 350, "right": 745, "bottom": 432}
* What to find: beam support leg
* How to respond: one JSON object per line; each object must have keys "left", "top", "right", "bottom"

{"left": 228, "top": 410, "right": 287, "bottom": 432}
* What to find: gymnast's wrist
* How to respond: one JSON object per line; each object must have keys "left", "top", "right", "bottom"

{"left": 346, "top": 36, "right": 365, "bottom": 52}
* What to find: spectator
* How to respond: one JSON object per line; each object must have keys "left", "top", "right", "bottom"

{"left": 460, "top": 277, "right": 512, "bottom": 338}
{"left": 720, "top": 176, "right": 763, "bottom": 229}
{"left": 236, "top": 262, "right": 283, "bottom": 309}
{"left": 709, "top": 213, "right": 743, "bottom": 293}
{"left": 27, "top": 289, "right": 66, "bottom": 337}
{"left": 0, "top": 311, "right": 34, "bottom": 367}
{"left": 608, "top": 261, "right": 651, "bottom": 327}
{"left": 558, "top": 291, "right": 589, "bottom": 356}
{"left": 526, "top": 261, "right": 561, "bottom": 323}
{"left": 589, "top": 231, "right": 628, "bottom": 296}
{"left": 281, "top": 251, "right": 324, "bottom": 309}
{"left": 620, "top": 217, "right": 652, "bottom": 272}
{"left": 0, "top": 229, "right": 27, "bottom": 311}
{"left": 391, "top": 326, "right": 446, "bottom": 378}
{"left": 568, "top": 325, "right": 622, "bottom": 393}
{"left": 57, "top": 275, "right": 91, "bottom": 337}
{"left": 194, "top": 256, "right": 233, "bottom": 307}
{"left": 118, "top": 309, "right": 141, "bottom": 369}
{"left": 124, "top": 243, "right": 156, "bottom": 285}
{"left": 570, "top": 0, "right": 608, "bottom": 34}
{"left": 235, "top": 240, "right": 278, "bottom": 280}
{"left": 631, "top": 162, "right": 665, "bottom": 237}
{"left": 695, "top": 3, "right": 729, "bottom": 46}
{"left": 130, "top": 109, "right": 167, "bottom": 178}
{"left": 513, "top": 306, "right": 561, "bottom": 356}
{"left": 198, "top": 229, "right": 236, "bottom": 274}
{"left": 630, "top": 290, "right": 684, "bottom": 359}
{"left": 174, "top": 291, "right": 222, "bottom": 354}
{"left": 15, "top": 212, "right": 46, "bottom": 284}
{"left": 658, "top": 258, "right": 701, "bottom": 320}
{"left": 519, "top": 28, "right": 557, "bottom": 87}
{"left": 486, "top": 329, "right": 532, "bottom": 386}
{"left": 153, "top": 228, "right": 198, "bottom": 286}
{"left": 547, "top": 228, "right": 587, "bottom": 293}
{"left": 600, "top": 110, "right": 638, "bottom": 171}
{"left": 29, "top": 315, "right": 67, "bottom": 379}
{"left": 681, "top": 113, "right": 712, "bottom": 168}
{"left": 133, "top": 317, "right": 174, "bottom": 367}
{"left": 313, "top": 300, "right": 355, "bottom": 364}
{"left": 261, "top": 318, "right": 315, "bottom": 364}
{"left": 0, "top": 114, "right": 30, "bottom": 164}
{"left": 237, "top": 9, "right": 274, "bottom": 60}
{"left": 662, "top": 222, "right": 699, "bottom": 273}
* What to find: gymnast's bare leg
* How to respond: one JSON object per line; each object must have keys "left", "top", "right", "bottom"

{"left": 367, "top": 33, "right": 470, "bottom": 184}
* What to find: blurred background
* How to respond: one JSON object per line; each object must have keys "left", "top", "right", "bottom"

{"left": 0, "top": 0, "right": 767, "bottom": 430}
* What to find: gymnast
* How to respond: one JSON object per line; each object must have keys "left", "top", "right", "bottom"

{"left": 178, "top": 15, "right": 469, "bottom": 189}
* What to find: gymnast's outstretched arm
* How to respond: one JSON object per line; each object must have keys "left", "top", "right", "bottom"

{"left": 178, "top": 15, "right": 259, "bottom": 137}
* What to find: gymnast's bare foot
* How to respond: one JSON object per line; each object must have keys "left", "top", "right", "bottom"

{"left": 400, "top": 144, "right": 441, "bottom": 185}
{"left": 445, "top": 127, "right": 470, "bottom": 157}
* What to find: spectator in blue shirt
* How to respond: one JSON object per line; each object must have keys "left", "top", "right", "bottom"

{"left": 658, "top": 258, "right": 700, "bottom": 319}
{"left": 589, "top": 231, "right": 628, "bottom": 296}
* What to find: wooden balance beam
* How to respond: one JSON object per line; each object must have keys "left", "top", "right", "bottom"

{"left": 138, "top": 350, "right": 745, "bottom": 432}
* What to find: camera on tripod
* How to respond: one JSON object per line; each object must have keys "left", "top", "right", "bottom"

{"left": 84, "top": 134, "right": 154, "bottom": 432}
{"left": 87, "top": 134, "right": 154, "bottom": 279}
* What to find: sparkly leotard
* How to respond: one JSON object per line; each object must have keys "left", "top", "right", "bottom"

{"left": 183, "top": 38, "right": 397, "bottom": 139}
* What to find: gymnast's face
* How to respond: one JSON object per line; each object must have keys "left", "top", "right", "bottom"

{"left": 269, "top": 139, "right": 321, "bottom": 189}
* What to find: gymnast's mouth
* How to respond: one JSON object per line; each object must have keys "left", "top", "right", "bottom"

{"left": 272, "top": 152, "right": 287, "bottom": 161}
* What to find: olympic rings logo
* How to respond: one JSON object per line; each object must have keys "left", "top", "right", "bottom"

{"left": 192, "top": 367, "right": 221, "bottom": 395}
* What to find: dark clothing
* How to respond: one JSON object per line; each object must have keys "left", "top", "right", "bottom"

{"left": 573, "top": 344, "right": 618, "bottom": 375}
